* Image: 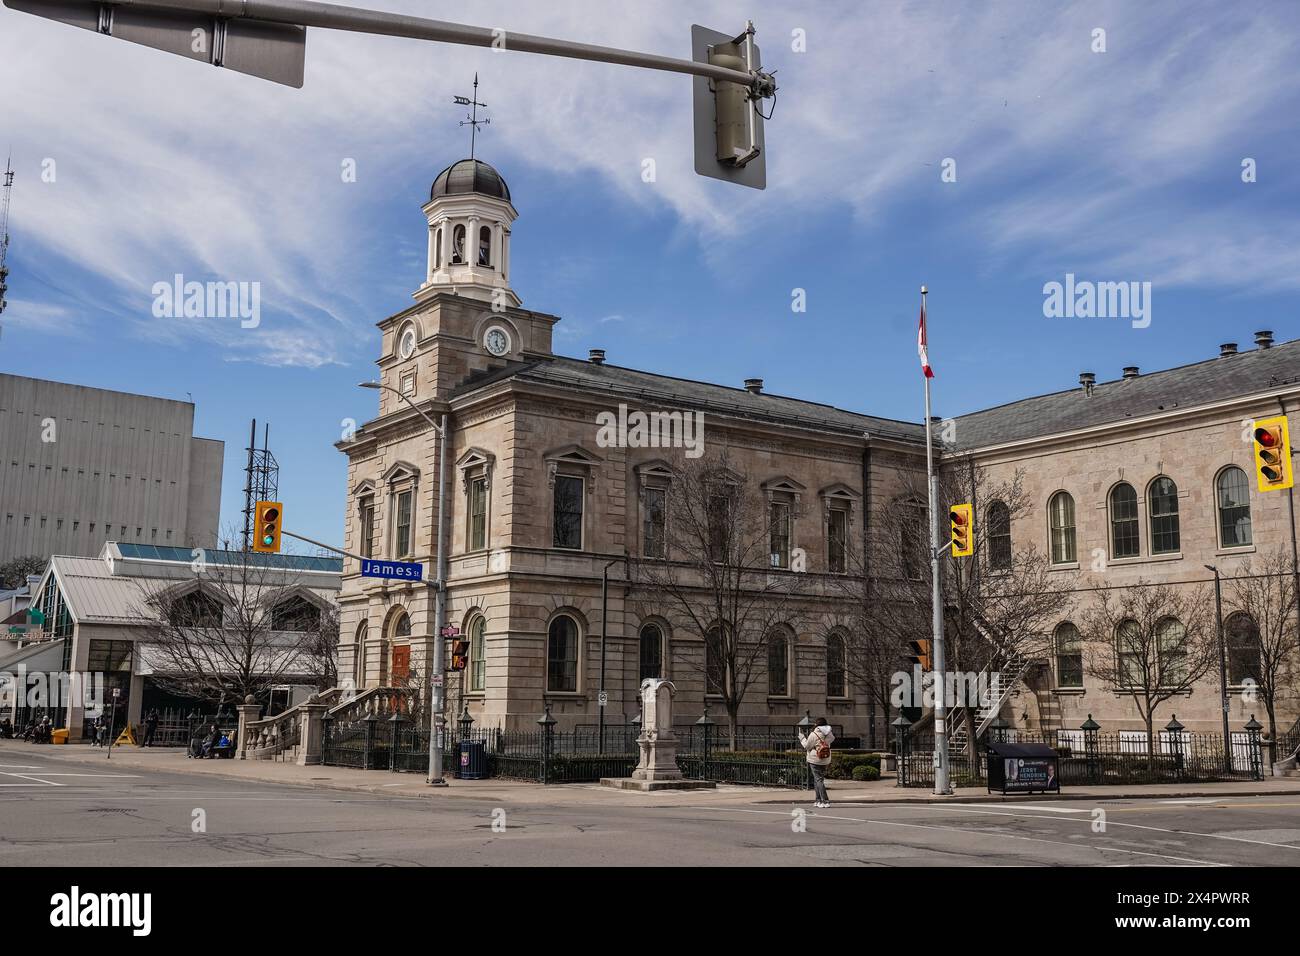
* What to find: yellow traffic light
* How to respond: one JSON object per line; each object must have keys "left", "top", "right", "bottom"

{"left": 949, "top": 502, "right": 974, "bottom": 557}
{"left": 253, "top": 501, "right": 283, "bottom": 553}
{"left": 1253, "top": 416, "right": 1293, "bottom": 492}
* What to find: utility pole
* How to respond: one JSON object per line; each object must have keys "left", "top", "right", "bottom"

{"left": 1205, "top": 564, "right": 1233, "bottom": 773}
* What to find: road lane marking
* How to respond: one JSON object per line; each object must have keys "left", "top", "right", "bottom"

{"left": 681, "top": 806, "right": 1226, "bottom": 866}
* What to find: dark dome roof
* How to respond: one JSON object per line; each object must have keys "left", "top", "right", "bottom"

{"left": 430, "top": 159, "right": 511, "bottom": 202}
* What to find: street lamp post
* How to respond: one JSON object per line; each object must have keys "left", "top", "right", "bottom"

{"left": 1204, "top": 565, "right": 1233, "bottom": 774}
{"left": 360, "top": 381, "right": 449, "bottom": 787}
{"left": 598, "top": 559, "right": 619, "bottom": 755}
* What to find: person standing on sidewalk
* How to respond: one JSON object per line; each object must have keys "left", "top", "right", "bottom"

{"left": 799, "top": 717, "right": 835, "bottom": 808}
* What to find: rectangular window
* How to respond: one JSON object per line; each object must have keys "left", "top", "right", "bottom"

{"left": 828, "top": 507, "right": 848, "bottom": 573}
{"left": 643, "top": 487, "right": 666, "bottom": 559}
{"left": 707, "top": 494, "right": 730, "bottom": 562}
{"left": 359, "top": 498, "right": 375, "bottom": 559}
{"left": 770, "top": 501, "right": 790, "bottom": 569}
{"left": 469, "top": 476, "right": 487, "bottom": 550}
{"left": 553, "top": 475, "right": 584, "bottom": 549}
{"left": 394, "top": 490, "right": 413, "bottom": 558}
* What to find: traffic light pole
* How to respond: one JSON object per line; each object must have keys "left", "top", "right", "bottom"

{"left": 45, "top": 0, "right": 773, "bottom": 93}
{"left": 921, "top": 286, "right": 952, "bottom": 796}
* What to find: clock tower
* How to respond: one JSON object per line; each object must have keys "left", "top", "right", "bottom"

{"left": 369, "top": 158, "right": 560, "bottom": 413}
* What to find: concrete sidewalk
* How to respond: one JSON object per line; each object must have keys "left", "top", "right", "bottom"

{"left": 7, "top": 740, "right": 1300, "bottom": 807}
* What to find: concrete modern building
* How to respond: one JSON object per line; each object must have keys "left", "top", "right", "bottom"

{"left": 0, "top": 542, "right": 342, "bottom": 738}
{"left": 336, "top": 157, "right": 1300, "bottom": 746}
{"left": 0, "top": 373, "right": 224, "bottom": 564}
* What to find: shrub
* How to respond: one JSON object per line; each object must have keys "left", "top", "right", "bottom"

{"left": 851, "top": 764, "right": 881, "bottom": 782}
{"left": 828, "top": 752, "right": 883, "bottom": 779}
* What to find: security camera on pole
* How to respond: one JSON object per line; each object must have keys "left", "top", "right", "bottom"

{"left": 917, "top": 286, "right": 952, "bottom": 796}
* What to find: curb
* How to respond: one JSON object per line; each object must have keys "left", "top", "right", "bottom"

{"left": 755, "top": 788, "right": 1300, "bottom": 805}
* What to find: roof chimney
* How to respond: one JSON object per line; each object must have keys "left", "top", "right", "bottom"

{"left": 588, "top": 348, "right": 606, "bottom": 365}
{"left": 743, "top": 378, "right": 764, "bottom": 395}
{"left": 1219, "top": 342, "right": 1238, "bottom": 357}
{"left": 1079, "top": 371, "right": 1096, "bottom": 396}
{"left": 1255, "top": 330, "right": 1274, "bottom": 350}
{"left": 1122, "top": 366, "right": 1140, "bottom": 380}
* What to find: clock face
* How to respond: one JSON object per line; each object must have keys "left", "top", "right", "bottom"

{"left": 485, "top": 327, "right": 510, "bottom": 356}
{"left": 398, "top": 327, "right": 416, "bottom": 359}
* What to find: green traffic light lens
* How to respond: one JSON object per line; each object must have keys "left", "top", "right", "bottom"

{"left": 263, "top": 535, "right": 275, "bottom": 545}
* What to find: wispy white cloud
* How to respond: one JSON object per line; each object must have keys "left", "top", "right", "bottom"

{"left": 1, "top": 0, "right": 1297, "bottom": 364}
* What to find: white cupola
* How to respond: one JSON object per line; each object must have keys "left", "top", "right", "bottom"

{"left": 417, "top": 158, "right": 520, "bottom": 309}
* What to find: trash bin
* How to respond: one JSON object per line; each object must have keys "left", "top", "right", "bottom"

{"left": 51, "top": 729, "right": 69, "bottom": 745}
{"left": 458, "top": 740, "right": 487, "bottom": 780}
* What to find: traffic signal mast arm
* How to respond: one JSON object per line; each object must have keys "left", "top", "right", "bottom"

{"left": 64, "top": 0, "right": 775, "bottom": 95}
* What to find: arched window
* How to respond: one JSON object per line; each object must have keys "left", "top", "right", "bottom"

{"left": 767, "top": 633, "right": 790, "bottom": 697}
{"left": 452, "top": 224, "right": 466, "bottom": 263}
{"left": 1116, "top": 619, "right": 1142, "bottom": 686}
{"left": 352, "top": 622, "right": 367, "bottom": 688}
{"left": 1108, "top": 482, "right": 1139, "bottom": 559}
{"left": 826, "top": 633, "right": 847, "bottom": 698}
{"left": 546, "top": 615, "right": 579, "bottom": 693}
{"left": 1054, "top": 622, "right": 1083, "bottom": 688}
{"left": 469, "top": 616, "right": 487, "bottom": 693}
{"left": 987, "top": 500, "right": 1012, "bottom": 571}
{"left": 705, "top": 627, "right": 725, "bottom": 696}
{"left": 1217, "top": 466, "right": 1252, "bottom": 548}
{"left": 390, "top": 612, "right": 412, "bottom": 684}
{"left": 1226, "top": 612, "right": 1261, "bottom": 685}
{"left": 478, "top": 226, "right": 492, "bottom": 266}
{"left": 1156, "top": 616, "right": 1187, "bottom": 684}
{"left": 639, "top": 624, "right": 663, "bottom": 682}
{"left": 1048, "top": 491, "right": 1076, "bottom": 565}
{"left": 1148, "top": 477, "right": 1180, "bottom": 554}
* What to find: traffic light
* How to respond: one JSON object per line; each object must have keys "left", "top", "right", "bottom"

{"left": 253, "top": 501, "right": 283, "bottom": 553}
{"left": 949, "top": 502, "right": 973, "bottom": 557}
{"left": 908, "top": 639, "right": 932, "bottom": 671}
{"left": 450, "top": 639, "right": 470, "bottom": 672}
{"left": 1253, "top": 416, "right": 1293, "bottom": 492}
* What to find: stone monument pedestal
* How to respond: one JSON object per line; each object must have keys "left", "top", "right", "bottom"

{"left": 600, "top": 678, "right": 716, "bottom": 792}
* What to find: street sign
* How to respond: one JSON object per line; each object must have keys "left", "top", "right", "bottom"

{"left": 360, "top": 558, "right": 424, "bottom": 581}
{"left": 112, "top": 687, "right": 121, "bottom": 699}
{"left": 4, "top": 0, "right": 307, "bottom": 87}
{"left": 598, "top": 691, "right": 608, "bottom": 708}
{"left": 440, "top": 625, "right": 460, "bottom": 638}
{"left": 431, "top": 674, "right": 444, "bottom": 687}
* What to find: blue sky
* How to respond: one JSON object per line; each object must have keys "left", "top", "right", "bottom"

{"left": 2, "top": 0, "right": 1299, "bottom": 548}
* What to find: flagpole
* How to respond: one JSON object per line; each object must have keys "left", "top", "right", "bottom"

{"left": 920, "top": 284, "right": 952, "bottom": 796}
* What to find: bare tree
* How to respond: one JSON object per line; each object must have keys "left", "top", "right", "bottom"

{"left": 0, "top": 555, "right": 46, "bottom": 591}
{"left": 1079, "top": 580, "right": 1216, "bottom": 764}
{"left": 630, "top": 451, "right": 809, "bottom": 749}
{"left": 860, "top": 462, "right": 1071, "bottom": 755}
{"left": 133, "top": 546, "right": 336, "bottom": 710}
{"left": 1226, "top": 550, "right": 1299, "bottom": 755}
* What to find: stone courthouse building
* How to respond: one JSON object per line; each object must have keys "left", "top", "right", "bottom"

{"left": 336, "top": 157, "right": 1300, "bottom": 744}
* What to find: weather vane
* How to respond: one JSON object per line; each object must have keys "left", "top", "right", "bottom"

{"left": 453, "top": 74, "right": 490, "bottom": 160}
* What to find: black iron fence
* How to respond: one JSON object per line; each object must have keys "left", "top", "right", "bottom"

{"left": 320, "top": 710, "right": 810, "bottom": 787}
{"left": 895, "top": 725, "right": 1266, "bottom": 788}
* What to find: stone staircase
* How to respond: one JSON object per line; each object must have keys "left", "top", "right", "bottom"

{"left": 241, "top": 686, "right": 347, "bottom": 761}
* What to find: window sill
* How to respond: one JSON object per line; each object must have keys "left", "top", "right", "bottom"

{"left": 543, "top": 691, "right": 584, "bottom": 700}
{"left": 1048, "top": 562, "right": 1080, "bottom": 571}
{"left": 1216, "top": 545, "right": 1256, "bottom": 557}
{"left": 767, "top": 695, "right": 796, "bottom": 704}
{"left": 1052, "top": 687, "right": 1086, "bottom": 696}
{"left": 1108, "top": 552, "right": 1181, "bottom": 566}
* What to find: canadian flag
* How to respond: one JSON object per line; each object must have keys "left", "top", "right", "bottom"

{"left": 917, "top": 297, "right": 934, "bottom": 378}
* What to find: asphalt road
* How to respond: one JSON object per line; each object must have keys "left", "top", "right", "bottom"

{"left": 3, "top": 752, "right": 1299, "bottom": 866}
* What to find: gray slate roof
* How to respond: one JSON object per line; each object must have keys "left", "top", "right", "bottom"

{"left": 950, "top": 338, "right": 1300, "bottom": 450}
{"left": 456, "top": 355, "right": 927, "bottom": 444}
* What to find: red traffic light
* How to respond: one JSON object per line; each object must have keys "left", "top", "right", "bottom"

{"left": 1255, "top": 427, "right": 1279, "bottom": 448}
